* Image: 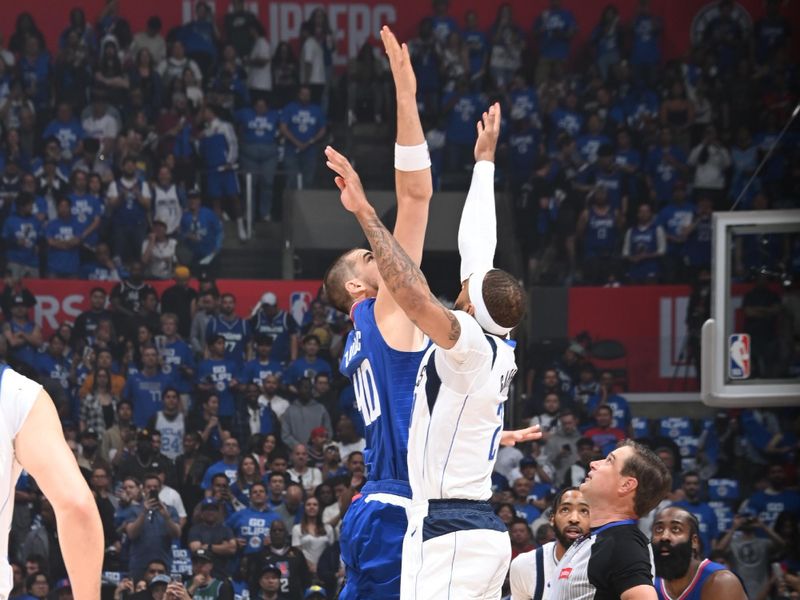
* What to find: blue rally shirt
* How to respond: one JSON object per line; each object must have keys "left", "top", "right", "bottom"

{"left": 280, "top": 102, "right": 326, "bottom": 147}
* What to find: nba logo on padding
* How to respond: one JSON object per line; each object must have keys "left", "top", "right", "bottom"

{"left": 729, "top": 334, "right": 751, "bottom": 380}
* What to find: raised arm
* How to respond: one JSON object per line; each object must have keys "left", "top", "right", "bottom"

{"left": 459, "top": 103, "right": 501, "bottom": 282}
{"left": 325, "top": 146, "right": 459, "bottom": 350}
{"left": 373, "top": 26, "right": 433, "bottom": 350}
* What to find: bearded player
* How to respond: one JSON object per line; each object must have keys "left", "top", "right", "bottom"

{"left": 651, "top": 506, "right": 746, "bottom": 600}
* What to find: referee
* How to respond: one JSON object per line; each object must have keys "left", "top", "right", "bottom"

{"left": 550, "top": 440, "right": 671, "bottom": 600}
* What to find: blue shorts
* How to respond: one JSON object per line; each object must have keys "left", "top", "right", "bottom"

{"left": 206, "top": 170, "right": 239, "bottom": 199}
{"left": 339, "top": 479, "right": 410, "bottom": 600}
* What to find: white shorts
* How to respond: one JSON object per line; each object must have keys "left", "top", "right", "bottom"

{"left": 401, "top": 499, "right": 511, "bottom": 600}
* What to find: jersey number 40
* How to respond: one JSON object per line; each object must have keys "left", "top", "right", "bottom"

{"left": 353, "top": 359, "right": 382, "bottom": 426}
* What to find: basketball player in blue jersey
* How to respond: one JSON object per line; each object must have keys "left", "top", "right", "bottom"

{"left": 325, "top": 103, "right": 539, "bottom": 599}
{"left": 651, "top": 507, "right": 746, "bottom": 600}
{"left": 322, "top": 27, "right": 437, "bottom": 600}
{"left": 324, "top": 28, "right": 538, "bottom": 600}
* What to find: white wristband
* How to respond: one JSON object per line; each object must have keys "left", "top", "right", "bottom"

{"left": 394, "top": 142, "right": 431, "bottom": 172}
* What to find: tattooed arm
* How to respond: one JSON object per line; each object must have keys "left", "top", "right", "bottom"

{"left": 325, "top": 146, "right": 462, "bottom": 350}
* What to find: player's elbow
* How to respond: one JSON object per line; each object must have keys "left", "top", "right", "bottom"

{"left": 397, "top": 176, "right": 433, "bottom": 204}
{"left": 53, "top": 487, "right": 99, "bottom": 527}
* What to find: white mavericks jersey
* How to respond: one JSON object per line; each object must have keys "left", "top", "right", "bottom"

{"left": 510, "top": 541, "right": 559, "bottom": 600}
{"left": 0, "top": 366, "right": 42, "bottom": 599}
{"left": 408, "top": 311, "right": 517, "bottom": 501}
{"left": 152, "top": 184, "right": 183, "bottom": 234}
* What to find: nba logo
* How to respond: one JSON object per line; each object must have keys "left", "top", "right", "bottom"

{"left": 290, "top": 291, "right": 312, "bottom": 324}
{"left": 729, "top": 334, "right": 751, "bottom": 380}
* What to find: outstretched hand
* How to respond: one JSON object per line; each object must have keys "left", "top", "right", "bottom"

{"left": 325, "top": 146, "right": 372, "bottom": 215}
{"left": 474, "top": 102, "right": 502, "bottom": 163}
{"left": 380, "top": 25, "right": 416, "bottom": 96}
{"left": 500, "top": 424, "right": 543, "bottom": 447}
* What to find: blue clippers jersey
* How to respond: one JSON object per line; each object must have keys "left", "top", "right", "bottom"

{"left": 339, "top": 299, "right": 429, "bottom": 483}
{"left": 655, "top": 559, "right": 726, "bottom": 600}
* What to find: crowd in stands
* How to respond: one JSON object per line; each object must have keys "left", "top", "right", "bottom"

{"left": 0, "top": 0, "right": 798, "bottom": 599}
{"left": 0, "top": 0, "right": 796, "bottom": 287}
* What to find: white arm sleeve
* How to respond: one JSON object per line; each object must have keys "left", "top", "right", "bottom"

{"left": 458, "top": 161, "right": 497, "bottom": 282}
{"left": 1, "top": 368, "right": 43, "bottom": 438}
{"left": 434, "top": 311, "right": 493, "bottom": 395}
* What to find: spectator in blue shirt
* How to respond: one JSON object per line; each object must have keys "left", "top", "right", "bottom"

{"left": 577, "top": 114, "right": 612, "bottom": 165}
{"left": 197, "top": 334, "right": 241, "bottom": 419}
{"left": 408, "top": 19, "right": 441, "bottom": 118}
{"left": 207, "top": 293, "right": 251, "bottom": 368}
{"left": 442, "top": 77, "right": 486, "bottom": 173}
{"left": 630, "top": 0, "right": 663, "bottom": 84}
{"left": 740, "top": 463, "right": 800, "bottom": 530}
{"left": 67, "top": 170, "right": 102, "bottom": 251}
{"left": 124, "top": 345, "right": 175, "bottom": 428}
{"left": 548, "top": 92, "right": 584, "bottom": 148}
{"left": 463, "top": 11, "right": 488, "bottom": 88}
{"left": 282, "top": 335, "right": 332, "bottom": 392}
{"left": 614, "top": 128, "right": 642, "bottom": 201}
{"left": 42, "top": 102, "right": 85, "bottom": 161}
{"left": 622, "top": 202, "right": 666, "bottom": 283}
{"left": 34, "top": 333, "right": 71, "bottom": 396}
{"left": 124, "top": 473, "right": 182, "bottom": 580}
{"left": 430, "top": 0, "right": 459, "bottom": 45}
{"left": 754, "top": 0, "right": 791, "bottom": 64}
{"left": 243, "top": 335, "right": 284, "bottom": 386}
{"left": 249, "top": 292, "right": 300, "bottom": 364}
{"left": 158, "top": 313, "right": 195, "bottom": 398}
{"left": 198, "top": 104, "right": 245, "bottom": 240}
{"left": 180, "top": 188, "right": 223, "bottom": 272}
{"left": 683, "top": 196, "right": 714, "bottom": 273}
{"left": 658, "top": 180, "right": 695, "bottom": 282}
{"left": 45, "top": 197, "right": 82, "bottom": 278}
{"left": 586, "top": 371, "right": 632, "bottom": 432}
{"left": 533, "top": 0, "right": 577, "bottom": 84}
{"left": 18, "top": 36, "right": 51, "bottom": 113}
{"left": 646, "top": 128, "right": 690, "bottom": 206}
{"left": 175, "top": 1, "right": 218, "bottom": 75}
{"left": 590, "top": 5, "right": 623, "bottom": 81}
{"left": 575, "top": 186, "right": 621, "bottom": 285}
{"left": 236, "top": 97, "right": 281, "bottom": 221}
{"left": 202, "top": 438, "right": 242, "bottom": 489}
{"left": 280, "top": 86, "right": 327, "bottom": 190}
{"left": 507, "top": 73, "right": 540, "bottom": 127}
{"left": 672, "top": 471, "right": 720, "bottom": 556}
{"left": 2, "top": 192, "right": 42, "bottom": 279}
{"left": 106, "top": 156, "right": 152, "bottom": 264}
{"left": 508, "top": 117, "right": 541, "bottom": 191}
{"left": 225, "top": 482, "right": 281, "bottom": 557}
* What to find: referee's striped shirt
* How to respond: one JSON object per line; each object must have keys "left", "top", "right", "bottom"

{"left": 550, "top": 520, "right": 656, "bottom": 600}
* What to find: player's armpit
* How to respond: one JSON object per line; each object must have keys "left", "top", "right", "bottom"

{"left": 620, "top": 585, "right": 658, "bottom": 600}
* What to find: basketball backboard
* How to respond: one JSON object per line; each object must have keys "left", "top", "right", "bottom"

{"left": 701, "top": 210, "right": 800, "bottom": 407}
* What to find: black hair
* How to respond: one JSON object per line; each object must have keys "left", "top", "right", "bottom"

{"left": 551, "top": 486, "right": 581, "bottom": 513}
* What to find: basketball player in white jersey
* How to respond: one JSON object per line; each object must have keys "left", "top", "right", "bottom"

{"left": 0, "top": 365, "right": 104, "bottom": 599}
{"left": 510, "top": 487, "right": 590, "bottom": 600}
{"left": 325, "top": 103, "right": 535, "bottom": 599}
